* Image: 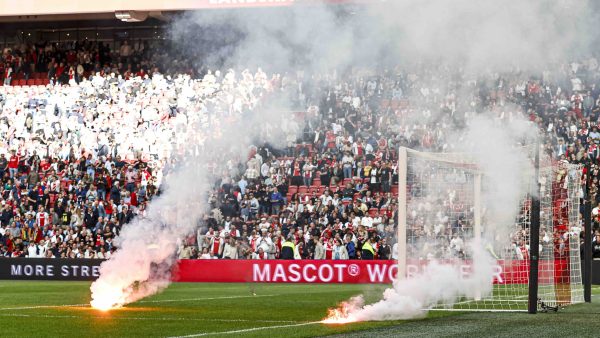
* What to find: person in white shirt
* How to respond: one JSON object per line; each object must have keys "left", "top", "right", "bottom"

{"left": 449, "top": 234, "right": 464, "bottom": 256}
{"left": 361, "top": 215, "right": 374, "bottom": 228}
{"left": 27, "top": 242, "right": 38, "bottom": 258}
{"left": 97, "top": 247, "right": 110, "bottom": 259}
{"left": 199, "top": 247, "right": 212, "bottom": 259}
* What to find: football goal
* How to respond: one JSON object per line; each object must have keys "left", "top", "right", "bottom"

{"left": 396, "top": 146, "right": 584, "bottom": 312}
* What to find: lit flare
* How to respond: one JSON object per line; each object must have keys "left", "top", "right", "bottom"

{"left": 321, "top": 298, "right": 362, "bottom": 324}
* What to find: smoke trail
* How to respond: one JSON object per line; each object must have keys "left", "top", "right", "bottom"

{"left": 90, "top": 75, "right": 300, "bottom": 309}
{"left": 324, "top": 242, "right": 495, "bottom": 322}
{"left": 91, "top": 0, "right": 598, "bottom": 309}
{"left": 324, "top": 116, "right": 537, "bottom": 322}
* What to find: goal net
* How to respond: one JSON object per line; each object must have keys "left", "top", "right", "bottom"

{"left": 397, "top": 147, "right": 584, "bottom": 312}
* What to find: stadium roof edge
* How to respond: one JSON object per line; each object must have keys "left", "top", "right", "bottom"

{"left": 0, "top": 0, "right": 372, "bottom": 18}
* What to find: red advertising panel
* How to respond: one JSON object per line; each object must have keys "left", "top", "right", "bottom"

{"left": 173, "top": 259, "right": 569, "bottom": 284}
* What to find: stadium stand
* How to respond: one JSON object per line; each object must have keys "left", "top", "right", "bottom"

{"left": 0, "top": 38, "right": 597, "bottom": 262}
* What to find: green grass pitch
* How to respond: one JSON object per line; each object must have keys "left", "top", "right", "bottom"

{"left": 0, "top": 281, "right": 599, "bottom": 337}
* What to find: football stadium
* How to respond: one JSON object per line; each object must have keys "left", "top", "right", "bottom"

{"left": 1, "top": 0, "right": 600, "bottom": 337}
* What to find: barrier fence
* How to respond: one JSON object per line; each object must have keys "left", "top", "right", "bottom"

{"left": 2, "top": 258, "right": 597, "bottom": 283}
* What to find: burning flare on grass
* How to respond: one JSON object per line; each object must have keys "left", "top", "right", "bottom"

{"left": 321, "top": 297, "right": 362, "bottom": 324}
{"left": 323, "top": 245, "right": 495, "bottom": 323}
{"left": 90, "top": 297, "right": 122, "bottom": 311}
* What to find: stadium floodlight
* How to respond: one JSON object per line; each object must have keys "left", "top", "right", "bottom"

{"left": 115, "top": 11, "right": 149, "bottom": 22}
{"left": 396, "top": 146, "right": 584, "bottom": 312}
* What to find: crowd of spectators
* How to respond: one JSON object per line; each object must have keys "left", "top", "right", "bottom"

{"left": 0, "top": 38, "right": 599, "bottom": 261}
{"left": 1, "top": 39, "right": 194, "bottom": 87}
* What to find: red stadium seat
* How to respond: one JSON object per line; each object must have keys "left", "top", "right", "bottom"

{"left": 10, "top": 79, "right": 18, "bottom": 86}
{"left": 18, "top": 79, "right": 26, "bottom": 86}
{"left": 312, "top": 178, "right": 321, "bottom": 186}
{"left": 42, "top": 79, "right": 50, "bottom": 85}
{"left": 34, "top": 79, "right": 43, "bottom": 86}
{"left": 26, "top": 79, "right": 35, "bottom": 86}
{"left": 318, "top": 186, "right": 326, "bottom": 195}
{"left": 287, "top": 186, "right": 298, "bottom": 195}
{"left": 297, "top": 186, "right": 308, "bottom": 194}
{"left": 368, "top": 208, "right": 379, "bottom": 217}
{"left": 391, "top": 186, "right": 399, "bottom": 195}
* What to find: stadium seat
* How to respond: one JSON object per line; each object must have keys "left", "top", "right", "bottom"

{"left": 26, "top": 79, "right": 35, "bottom": 86}
{"left": 312, "top": 178, "right": 321, "bottom": 186}
{"left": 42, "top": 79, "right": 50, "bottom": 85}
{"left": 10, "top": 79, "right": 18, "bottom": 86}
{"left": 18, "top": 79, "right": 26, "bottom": 86}
{"left": 391, "top": 186, "right": 399, "bottom": 195}
{"left": 368, "top": 208, "right": 379, "bottom": 216}
{"left": 34, "top": 79, "right": 43, "bottom": 86}
{"left": 343, "top": 178, "right": 352, "bottom": 186}
{"left": 318, "top": 186, "right": 326, "bottom": 194}
{"left": 297, "top": 186, "right": 308, "bottom": 194}
{"left": 287, "top": 186, "right": 298, "bottom": 195}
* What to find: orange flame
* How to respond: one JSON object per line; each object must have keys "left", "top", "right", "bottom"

{"left": 321, "top": 299, "right": 361, "bottom": 324}
{"left": 90, "top": 293, "right": 125, "bottom": 311}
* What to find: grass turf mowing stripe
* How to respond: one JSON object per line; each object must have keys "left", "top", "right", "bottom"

{"left": 168, "top": 321, "right": 323, "bottom": 337}
{"left": 0, "top": 313, "right": 299, "bottom": 323}
{"left": 0, "top": 294, "right": 278, "bottom": 310}
{"left": 138, "top": 294, "right": 277, "bottom": 303}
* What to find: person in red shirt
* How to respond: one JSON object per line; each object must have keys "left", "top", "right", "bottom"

{"left": 8, "top": 150, "right": 19, "bottom": 178}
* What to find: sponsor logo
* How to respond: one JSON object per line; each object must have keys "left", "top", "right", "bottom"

{"left": 9, "top": 264, "right": 100, "bottom": 278}
{"left": 347, "top": 264, "right": 360, "bottom": 276}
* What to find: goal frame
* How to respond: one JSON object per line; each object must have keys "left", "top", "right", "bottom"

{"left": 395, "top": 146, "right": 588, "bottom": 312}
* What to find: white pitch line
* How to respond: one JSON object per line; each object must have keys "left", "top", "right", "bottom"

{"left": 167, "top": 321, "right": 323, "bottom": 338}
{"left": 0, "top": 303, "right": 89, "bottom": 310}
{"left": 0, "top": 294, "right": 278, "bottom": 311}
{"left": 0, "top": 313, "right": 298, "bottom": 324}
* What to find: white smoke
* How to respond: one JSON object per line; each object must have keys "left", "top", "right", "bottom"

{"left": 91, "top": 0, "right": 596, "bottom": 309}
{"left": 325, "top": 116, "right": 537, "bottom": 321}
{"left": 90, "top": 76, "right": 301, "bottom": 309}
{"left": 328, "top": 243, "right": 496, "bottom": 321}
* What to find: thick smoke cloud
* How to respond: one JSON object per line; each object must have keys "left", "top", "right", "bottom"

{"left": 172, "top": 0, "right": 596, "bottom": 72}
{"left": 92, "top": 0, "right": 596, "bottom": 311}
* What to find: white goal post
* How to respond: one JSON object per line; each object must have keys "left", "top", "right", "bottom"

{"left": 396, "top": 146, "right": 584, "bottom": 311}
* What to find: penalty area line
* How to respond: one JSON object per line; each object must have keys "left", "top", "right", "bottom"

{"left": 168, "top": 321, "right": 323, "bottom": 338}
